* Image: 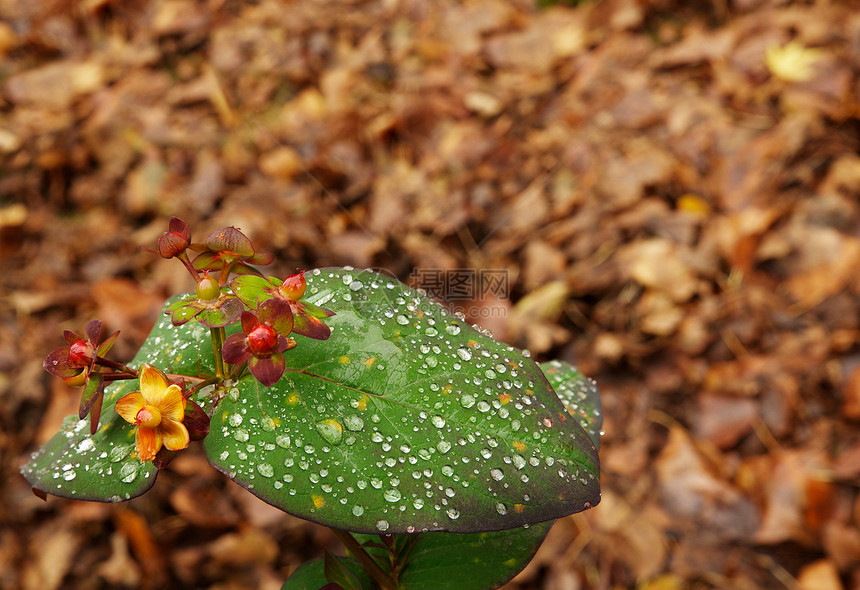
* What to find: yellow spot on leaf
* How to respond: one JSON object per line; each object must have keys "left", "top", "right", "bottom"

{"left": 312, "top": 495, "right": 325, "bottom": 509}
{"left": 339, "top": 355, "right": 350, "bottom": 364}
{"left": 442, "top": 384, "right": 453, "bottom": 395}
{"left": 504, "top": 557, "right": 517, "bottom": 567}
{"left": 287, "top": 392, "right": 300, "bottom": 405}
{"left": 467, "top": 339, "right": 477, "bottom": 348}
{"left": 356, "top": 395, "right": 368, "bottom": 411}
{"left": 363, "top": 357, "right": 376, "bottom": 367}
{"left": 513, "top": 441, "right": 526, "bottom": 453}
{"left": 514, "top": 504, "right": 524, "bottom": 513}
{"left": 498, "top": 393, "right": 511, "bottom": 405}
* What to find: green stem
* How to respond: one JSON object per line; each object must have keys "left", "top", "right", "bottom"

{"left": 210, "top": 327, "right": 226, "bottom": 380}
{"left": 184, "top": 376, "right": 219, "bottom": 399}
{"left": 330, "top": 528, "right": 397, "bottom": 590}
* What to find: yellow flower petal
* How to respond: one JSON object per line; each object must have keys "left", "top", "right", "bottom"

{"left": 157, "top": 384, "right": 186, "bottom": 422}
{"left": 159, "top": 418, "right": 190, "bottom": 452}
{"left": 115, "top": 391, "right": 145, "bottom": 424}
{"left": 139, "top": 364, "right": 170, "bottom": 405}
{"left": 135, "top": 427, "right": 162, "bottom": 462}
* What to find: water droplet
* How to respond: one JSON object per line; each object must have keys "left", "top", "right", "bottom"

{"left": 315, "top": 419, "right": 344, "bottom": 445}
{"left": 228, "top": 413, "right": 243, "bottom": 427}
{"left": 276, "top": 434, "right": 291, "bottom": 448}
{"left": 460, "top": 394, "right": 475, "bottom": 409}
{"left": 376, "top": 520, "right": 390, "bottom": 532}
{"left": 343, "top": 415, "right": 365, "bottom": 432}
{"left": 257, "top": 463, "right": 274, "bottom": 477}
{"left": 76, "top": 439, "right": 95, "bottom": 453}
{"left": 512, "top": 454, "right": 527, "bottom": 470}
{"left": 384, "top": 489, "right": 402, "bottom": 502}
{"left": 431, "top": 415, "right": 446, "bottom": 428}
{"left": 349, "top": 280, "right": 363, "bottom": 291}
{"left": 446, "top": 508, "right": 460, "bottom": 520}
{"left": 396, "top": 314, "right": 409, "bottom": 325}
{"left": 437, "top": 440, "right": 452, "bottom": 454}
{"left": 457, "top": 347, "right": 472, "bottom": 361}
{"left": 445, "top": 324, "right": 461, "bottom": 335}
{"left": 233, "top": 429, "right": 249, "bottom": 442}
{"left": 63, "top": 469, "right": 77, "bottom": 481}
{"left": 120, "top": 462, "right": 138, "bottom": 483}
{"left": 353, "top": 505, "right": 365, "bottom": 516}
{"left": 496, "top": 502, "right": 508, "bottom": 515}
{"left": 490, "top": 468, "right": 504, "bottom": 481}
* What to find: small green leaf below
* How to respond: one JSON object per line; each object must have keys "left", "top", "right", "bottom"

{"left": 284, "top": 522, "right": 553, "bottom": 590}
{"left": 205, "top": 267, "right": 600, "bottom": 534}
{"left": 20, "top": 306, "right": 219, "bottom": 501}
{"left": 282, "top": 557, "right": 373, "bottom": 590}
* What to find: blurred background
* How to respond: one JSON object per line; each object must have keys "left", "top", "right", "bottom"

{"left": 2, "top": 0, "right": 859, "bottom": 588}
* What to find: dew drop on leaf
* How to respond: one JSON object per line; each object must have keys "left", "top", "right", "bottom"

{"left": 457, "top": 347, "right": 472, "bottom": 361}
{"left": 343, "top": 415, "right": 365, "bottom": 432}
{"left": 315, "top": 419, "right": 343, "bottom": 445}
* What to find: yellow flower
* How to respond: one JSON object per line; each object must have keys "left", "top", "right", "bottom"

{"left": 116, "top": 364, "right": 189, "bottom": 462}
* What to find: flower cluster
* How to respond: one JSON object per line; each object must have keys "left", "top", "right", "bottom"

{"left": 43, "top": 319, "right": 121, "bottom": 434}
{"left": 43, "top": 217, "right": 333, "bottom": 465}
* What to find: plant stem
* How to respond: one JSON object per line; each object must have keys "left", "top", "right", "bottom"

{"left": 330, "top": 528, "right": 397, "bottom": 590}
{"left": 210, "top": 327, "right": 226, "bottom": 380}
{"left": 94, "top": 357, "right": 138, "bottom": 377}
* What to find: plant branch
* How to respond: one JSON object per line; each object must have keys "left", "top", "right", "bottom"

{"left": 330, "top": 528, "right": 397, "bottom": 590}
{"left": 210, "top": 327, "right": 226, "bottom": 380}
{"left": 94, "top": 357, "right": 138, "bottom": 377}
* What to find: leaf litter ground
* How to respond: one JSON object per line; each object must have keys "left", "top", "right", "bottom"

{"left": 2, "top": 0, "right": 860, "bottom": 588}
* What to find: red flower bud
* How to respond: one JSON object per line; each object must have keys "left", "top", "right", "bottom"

{"left": 248, "top": 324, "right": 277, "bottom": 355}
{"left": 68, "top": 340, "right": 95, "bottom": 367}
{"left": 280, "top": 271, "right": 307, "bottom": 302}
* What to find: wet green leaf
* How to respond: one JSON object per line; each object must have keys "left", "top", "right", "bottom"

{"left": 540, "top": 360, "right": 602, "bottom": 451}
{"left": 206, "top": 268, "right": 599, "bottom": 534}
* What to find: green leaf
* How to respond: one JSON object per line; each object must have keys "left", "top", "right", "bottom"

{"left": 206, "top": 267, "right": 599, "bottom": 534}
{"left": 360, "top": 521, "right": 553, "bottom": 589}
{"left": 282, "top": 557, "right": 373, "bottom": 590}
{"left": 20, "top": 307, "right": 219, "bottom": 501}
{"left": 284, "top": 523, "right": 552, "bottom": 590}
{"left": 325, "top": 550, "right": 365, "bottom": 590}
{"left": 540, "top": 360, "right": 602, "bottom": 451}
